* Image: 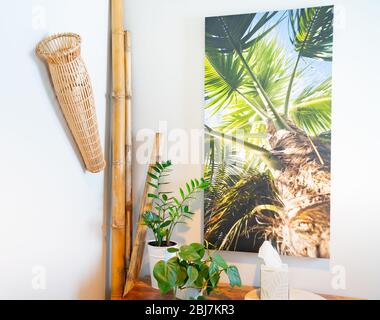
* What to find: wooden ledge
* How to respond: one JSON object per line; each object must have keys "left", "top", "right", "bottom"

{"left": 115, "top": 276, "right": 360, "bottom": 300}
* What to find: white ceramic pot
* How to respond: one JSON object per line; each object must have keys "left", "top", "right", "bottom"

{"left": 147, "top": 241, "right": 178, "bottom": 289}
{"left": 176, "top": 287, "right": 201, "bottom": 300}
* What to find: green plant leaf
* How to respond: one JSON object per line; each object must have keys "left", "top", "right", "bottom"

{"left": 200, "top": 180, "right": 210, "bottom": 189}
{"left": 168, "top": 207, "right": 176, "bottom": 217}
{"left": 159, "top": 229, "right": 166, "bottom": 238}
{"left": 209, "top": 261, "right": 220, "bottom": 287}
{"left": 148, "top": 182, "right": 158, "bottom": 189}
{"left": 226, "top": 265, "right": 241, "bottom": 287}
{"left": 186, "top": 266, "right": 199, "bottom": 286}
{"left": 194, "top": 273, "right": 204, "bottom": 288}
{"left": 189, "top": 243, "right": 206, "bottom": 259}
{"left": 143, "top": 211, "right": 161, "bottom": 223}
{"left": 195, "top": 265, "right": 209, "bottom": 288}
{"left": 173, "top": 197, "right": 181, "bottom": 206}
{"left": 152, "top": 166, "right": 161, "bottom": 174}
{"left": 153, "top": 260, "right": 176, "bottom": 294}
{"left": 166, "top": 258, "right": 179, "bottom": 286}
{"left": 179, "top": 245, "right": 201, "bottom": 262}
{"left": 153, "top": 261, "right": 169, "bottom": 293}
{"left": 176, "top": 265, "right": 187, "bottom": 286}
{"left": 162, "top": 194, "right": 168, "bottom": 201}
{"left": 160, "top": 220, "right": 171, "bottom": 229}
{"left": 148, "top": 193, "right": 159, "bottom": 199}
{"left": 183, "top": 205, "right": 189, "bottom": 213}
{"left": 179, "top": 188, "right": 185, "bottom": 200}
{"left": 212, "top": 253, "right": 228, "bottom": 269}
{"left": 163, "top": 160, "right": 172, "bottom": 168}
{"left": 167, "top": 247, "right": 179, "bottom": 253}
{"left": 148, "top": 172, "right": 159, "bottom": 180}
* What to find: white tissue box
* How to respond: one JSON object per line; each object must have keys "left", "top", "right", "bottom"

{"left": 260, "top": 264, "right": 289, "bottom": 300}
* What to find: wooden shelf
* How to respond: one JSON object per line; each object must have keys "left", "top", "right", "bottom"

{"left": 120, "top": 277, "right": 359, "bottom": 300}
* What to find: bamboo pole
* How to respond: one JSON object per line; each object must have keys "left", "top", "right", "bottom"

{"left": 124, "top": 30, "right": 133, "bottom": 269}
{"left": 123, "top": 133, "right": 161, "bottom": 297}
{"left": 111, "top": 0, "right": 126, "bottom": 299}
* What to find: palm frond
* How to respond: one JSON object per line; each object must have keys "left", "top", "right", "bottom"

{"left": 206, "top": 38, "right": 293, "bottom": 139}
{"left": 205, "top": 51, "right": 268, "bottom": 118}
{"left": 290, "top": 77, "right": 332, "bottom": 136}
{"left": 205, "top": 12, "right": 280, "bottom": 54}
{"left": 219, "top": 204, "right": 284, "bottom": 250}
{"left": 284, "top": 6, "right": 333, "bottom": 114}
{"left": 245, "top": 38, "right": 292, "bottom": 108}
{"left": 204, "top": 167, "right": 283, "bottom": 252}
{"left": 206, "top": 13, "right": 290, "bottom": 130}
{"left": 288, "top": 6, "right": 334, "bottom": 61}
{"left": 216, "top": 99, "right": 256, "bottom": 132}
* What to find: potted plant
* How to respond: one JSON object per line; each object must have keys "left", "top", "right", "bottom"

{"left": 142, "top": 160, "right": 209, "bottom": 289}
{"left": 153, "top": 242, "right": 242, "bottom": 300}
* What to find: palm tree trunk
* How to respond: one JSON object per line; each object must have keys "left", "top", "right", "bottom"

{"left": 205, "top": 121, "right": 330, "bottom": 258}
{"left": 267, "top": 120, "right": 330, "bottom": 258}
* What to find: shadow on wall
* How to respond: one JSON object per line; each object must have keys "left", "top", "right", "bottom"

{"left": 76, "top": 16, "right": 112, "bottom": 297}
{"left": 103, "top": 2, "right": 113, "bottom": 299}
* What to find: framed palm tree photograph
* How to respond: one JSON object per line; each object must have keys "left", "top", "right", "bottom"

{"left": 204, "top": 6, "right": 333, "bottom": 258}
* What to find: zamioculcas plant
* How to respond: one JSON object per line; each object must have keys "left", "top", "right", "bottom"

{"left": 142, "top": 160, "right": 209, "bottom": 289}
{"left": 153, "top": 243, "right": 241, "bottom": 300}
{"left": 142, "top": 160, "right": 209, "bottom": 247}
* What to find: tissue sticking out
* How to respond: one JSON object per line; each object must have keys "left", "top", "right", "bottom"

{"left": 258, "top": 241, "right": 283, "bottom": 269}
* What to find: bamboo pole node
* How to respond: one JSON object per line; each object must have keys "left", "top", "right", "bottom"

{"left": 112, "top": 31, "right": 126, "bottom": 36}
{"left": 36, "top": 33, "right": 106, "bottom": 173}
{"left": 112, "top": 92, "right": 126, "bottom": 99}
{"left": 112, "top": 223, "right": 126, "bottom": 229}
{"left": 112, "top": 160, "right": 125, "bottom": 166}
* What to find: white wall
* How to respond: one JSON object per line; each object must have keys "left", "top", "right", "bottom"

{"left": 0, "top": 0, "right": 109, "bottom": 299}
{"left": 1, "top": 0, "right": 379, "bottom": 300}
{"left": 125, "top": 0, "right": 380, "bottom": 299}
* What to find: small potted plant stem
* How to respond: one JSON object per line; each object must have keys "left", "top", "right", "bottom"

{"left": 142, "top": 160, "right": 209, "bottom": 289}
{"left": 153, "top": 242, "right": 242, "bottom": 300}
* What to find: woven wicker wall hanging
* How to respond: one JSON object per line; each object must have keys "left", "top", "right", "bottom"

{"left": 36, "top": 33, "right": 105, "bottom": 173}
